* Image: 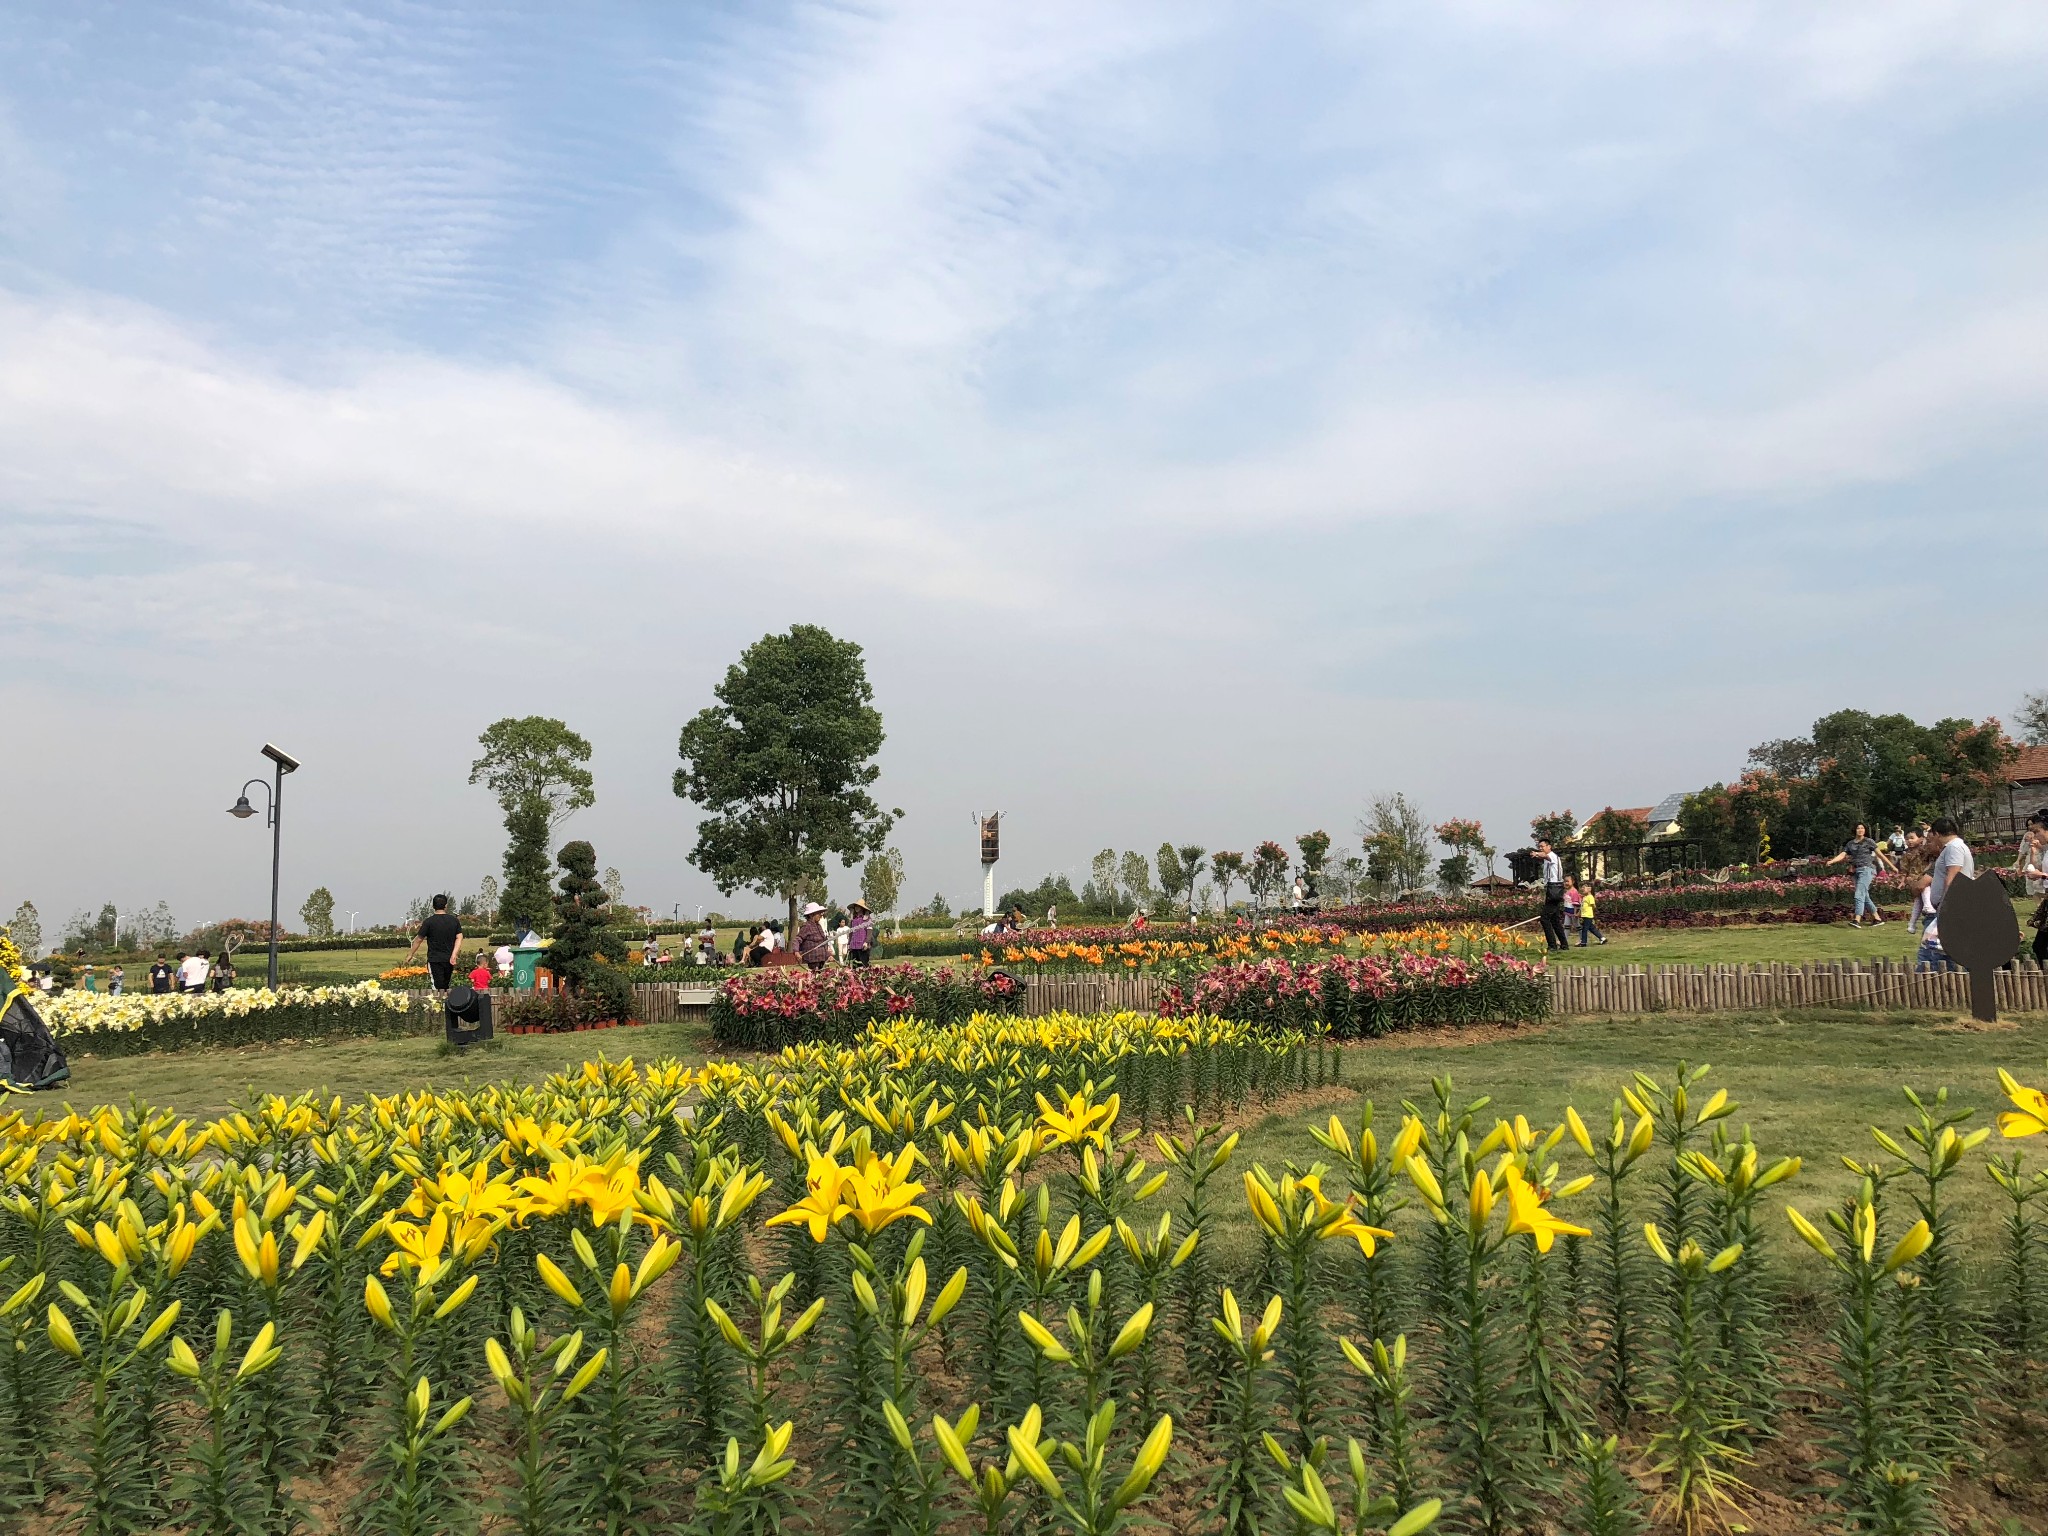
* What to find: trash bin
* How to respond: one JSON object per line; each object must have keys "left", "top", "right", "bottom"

{"left": 511, "top": 945, "right": 545, "bottom": 991}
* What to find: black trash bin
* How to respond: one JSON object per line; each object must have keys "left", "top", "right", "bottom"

{"left": 443, "top": 984, "right": 494, "bottom": 1049}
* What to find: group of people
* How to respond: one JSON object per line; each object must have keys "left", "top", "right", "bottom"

{"left": 1535, "top": 814, "right": 2048, "bottom": 971}
{"left": 1532, "top": 838, "right": 1607, "bottom": 950}
{"left": 731, "top": 901, "right": 876, "bottom": 970}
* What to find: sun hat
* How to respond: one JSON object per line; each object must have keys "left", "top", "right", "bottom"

{"left": 802, "top": 902, "right": 826, "bottom": 916}
{"left": 847, "top": 898, "right": 869, "bottom": 911}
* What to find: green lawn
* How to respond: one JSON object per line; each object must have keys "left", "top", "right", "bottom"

{"left": 1544, "top": 904, "right": 2034, "bottom": 968}
{"left": 58, "top": 1018, "right": 723, "bottom": 1122}
{"left": 1223, "top": 1007, "right": 2047, "bottom": 1286}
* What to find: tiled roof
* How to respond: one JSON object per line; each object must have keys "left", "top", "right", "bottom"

{"left": 2013, "top": 743, "right": 2048, "bottom": 785}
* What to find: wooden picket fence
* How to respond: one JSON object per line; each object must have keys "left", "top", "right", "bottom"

{"left": 1547, "top": 959, "right": 2048, "bottom": 1017}
{"left": 410, "top": 961, "right": 2048, "bottom": 1034}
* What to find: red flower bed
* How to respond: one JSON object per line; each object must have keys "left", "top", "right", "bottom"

{"left": 709, "top": 964, "right": 1022, "bottom": 1049}
{"left": 1156, "top": 951, "right": 1549, "bottom": 1037}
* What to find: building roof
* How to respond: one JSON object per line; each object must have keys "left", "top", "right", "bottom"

{"left": 1613, "top": 806, "right": 1653, "bottom": 822}
{"left": 1647, "top": 792, "right": 1687, "bottom": 826}
{"left": 2012, "top": 743, "right": 2048, "bottom": 786}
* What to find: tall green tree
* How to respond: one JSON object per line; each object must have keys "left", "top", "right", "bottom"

{"left": 471, "top": 716, "right": 594, "bottom": 935}
{"left": 674, "top": 625, "right": 899, "bottom": 936}
{"left": 1528, "top": 810, "right": 1579, "bottom": 848}
{"left": 1209, "top": 852, "right": 1246, "bottom": 912}
{"left": 299, "top": 887, "right": 336, "bottom": 939}
{"left": 1174, "top": 844, "right": 1207, "bottom": 922}
{"left": 1295, "top": 830, "right": 1332, "bottom": 879}
{"left": 6, "top": 902, "right": 40, "bottom": 960}
{"left": 1090, "top": 849, "right": 1121, "bottom": 916}
{"left": 1248, "top": 841, "right": 1290, "bottom": 913}
{"left": 2020, "top": 691, "right": 2048, "bottom": 746}
{"left": 1362, "top": 793, "right": 1433, "bottom": 896}
{"left": 860, "top": 847, "right": 905, "bottom": 925}
{"left": 1119, "top": 851, "right": 1155, "bottom": 915}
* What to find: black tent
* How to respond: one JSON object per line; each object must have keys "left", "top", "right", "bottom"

{"left": 0, "top": 986, "right": 70, "bottom": 1091}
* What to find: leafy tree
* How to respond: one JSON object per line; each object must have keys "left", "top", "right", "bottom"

{"left": 1154, "top": 845, "right": 1185, "bottom": 916}
{"left": 474, "top": 875, "right": 500, "bottom": 924}
{"left": 923, "top": 893, "right": 951, "bottom": 921}
{"left": 1435, "top": 817, "right": 1495, "bottom": 880}
{"left": 1679, "top": 772, "right": 1787, "bottom": 867}
{"left": 601, "top": 867, "right": 626, "bottom": 909}
{"left": 998, "top": 874, "right": 1080, "bottom": 919}
{"left": 550, "top": 841, "right": 611, "bottom": 970}
{"left": 1174, "top": 844, "right": 1207, "bottom": 923}
{"left": 1362, "top": 794, "right": 1433, "bottom": 897}
{"left": 861, "top": 847, "right": 904, "bottom": 925}
{"left": 1918, "top": 716, "right": 2018, "bottom": 825}
{"left": 1248, "top": 841, "right": 1290, "bottom": 914}
{"left": 1210, "top": 852, "right": 1246, "bottom": 913}
{"left": 299, "top": 887, "right": 336, "bottom": 940}
{"left": 1437, "top": 852, "right": 1476, "bottom": 892}
{"left": 1528, "top": 810, "right": 1578, "bottom": 848}
{"left": 675, "top": 625, "right": 898, "bottom": 936}
{"left": 1119, "top": 851, "right": 1155, "bottom": 915}
{"left": 1322, "top": 854, "right": 1367, "bottom": 906}
{"left": 472, "top": 717, "right": 594, "bottom": 935}
{"left": 471, "top": 716, "right": 597, "bottom": 828}
{"left": 1295, "top": 830, "right": 1331, "bottom": 879}
{"left": 1581, "top": 807, "right": 1648, "bottom": 846}
{"left": 2020, "top": 691, "right": 2048, "bottom": 746}
{"left": 7, "top": 902, "right": 40, "bottom": 960}
{"left": 498, "top": 798, "right": 551, "bottom": 933}
{"left": 1090, "top": 849, "right": 1121, "bottom": 916}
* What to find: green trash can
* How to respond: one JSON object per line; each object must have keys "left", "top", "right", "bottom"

{"left": 511, "top": 944, "right": 546, "bottom": 991}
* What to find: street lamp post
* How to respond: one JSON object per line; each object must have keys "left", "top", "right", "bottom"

{"left": 227, "top": 743, "right": 300, "bottom": 990}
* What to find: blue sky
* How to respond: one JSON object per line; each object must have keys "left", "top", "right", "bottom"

{"left": 5, "top": 1, "right": 2045, "bottom": 935}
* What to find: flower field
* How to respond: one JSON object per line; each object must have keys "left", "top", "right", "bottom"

{"left": 1156, "top": 951, "right": 1551, "bottom": 1036}
{"left": 709, "top": 964, "right": 1023, "bottom": 1050}
{"left": 33, "top": 981, "right": 431, "bottom": 1057}
{"left": 0, "top": 1003, "right": 2042, "bottom": 1534}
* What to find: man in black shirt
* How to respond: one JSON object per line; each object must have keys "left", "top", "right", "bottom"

{"left": 404, "top": 896, "right": 465, "bottom": 989}
{"left": 148, "top": 955, "right": 173, "bottom": 994}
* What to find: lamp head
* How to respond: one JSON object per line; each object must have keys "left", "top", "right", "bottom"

{"left": 261, "top": 743, "right": 300, "bottom": 774}
{"left": 228, "top": 795, "right": 257, "bottom": 820}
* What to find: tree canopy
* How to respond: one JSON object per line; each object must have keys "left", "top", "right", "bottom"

{"left": 471, "top": 716, "right": 593, "bottom": 935}
{"left": 674, "top": 625, "right": 898, "bottom": 932}
{"left": 470, "top": 717, "right": 595, "bottom": 828}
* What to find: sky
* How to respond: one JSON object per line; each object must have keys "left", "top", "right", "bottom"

{"left": 4, "top": 1, "right": 2046, "bottom": 939}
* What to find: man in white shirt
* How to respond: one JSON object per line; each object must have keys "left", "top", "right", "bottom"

{"left": 178, "top": 950, "right": 212, "bottom": 993}
{"left": 1914, "top": 819, "right": 1975, "bottom": 971}
{"left": 1535, "top": 839, "right": 1568, "bottom": 951}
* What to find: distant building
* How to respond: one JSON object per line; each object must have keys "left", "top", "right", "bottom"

{"left": 1644, "top": 792, "right": 1687, "bottom": 839}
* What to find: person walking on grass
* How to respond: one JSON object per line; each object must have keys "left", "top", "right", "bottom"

{"left": 1536, "top": 838, "right": 1568, "bottom": 951}
{"left": 108, "top": 964, "right": 124, "bottom": 995}
{"left": 1578, "top": 885, "right": 1608, "bottom": 946}
{"left": 1562, "top": 878, "right": 1582, "bottom": 942}
{"left": 1911, "top": 818, "right": 1974, "bottom": 972}
{"left": 179, "top": 949, "right": 210, "bottom": 994}
{"left": 796, "top": 903, "right": 831, "bottom": 969}
{"left": 846, "top": 899, "right": 874, "bottom": 968}
{"left": 1825, "top": 821, "right": 1890, "bottom": 927}
{"left": 403, "top": 895, "right": 463, "bottom": 990}
{"left": 2018, "top": 813, "right": 2048, "bottom": 967}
